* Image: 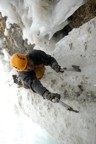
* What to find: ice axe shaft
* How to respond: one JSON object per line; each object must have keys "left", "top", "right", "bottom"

{"left": 60, "top": 65, "right": 81, "bottom": 72}
{"left": 59, "top": 100, "right": 79, "bottom": 113}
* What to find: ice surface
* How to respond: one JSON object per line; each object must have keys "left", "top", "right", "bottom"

{"left": 0, "top": 0, "right": 84, "bottom": 44}
{"left": 0, "top": 0, "right": 96, "bottom": 144}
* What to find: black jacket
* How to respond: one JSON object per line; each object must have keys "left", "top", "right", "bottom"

{"left": 18, "top": 50, "right": 59, "bottom": 97}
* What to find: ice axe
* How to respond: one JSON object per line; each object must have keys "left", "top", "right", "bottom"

{"left": 59, "top": 100, "right": 79, "bottom": 113}
{"left": 59, "top": 65, "right": 81, "bottom": 73}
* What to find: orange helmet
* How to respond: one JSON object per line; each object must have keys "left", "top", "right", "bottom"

{"left": 10, "top": 53, "right": 28, "bottom": 71}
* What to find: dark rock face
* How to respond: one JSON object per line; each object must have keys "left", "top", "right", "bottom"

{"left": 0, "top": 13, "right": 6, "bottom": 38}
{"left": 51, "top": 0, "right": 96, "bottom": 41}
{"left": 69, "top": 0, "right": 96, "bottom": 28}
{"left": 5, "top": 23, "right": 35, "bottom": 55}
{"left": 0, "top": 13, "right": 35, "bottom": 56}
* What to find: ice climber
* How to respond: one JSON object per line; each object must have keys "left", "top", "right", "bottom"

{"left": 10, "top": 49, "right": 64, "bottom": 103}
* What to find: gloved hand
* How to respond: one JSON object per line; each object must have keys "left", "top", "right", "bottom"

{"left": 12, "top": 75, "right": 23, "bottom": 87}
{"left": 43, "top": 91, "right": 60, "bottom": 103}
{"left": 52, "top": 62, "right": 64, "bottom": 73}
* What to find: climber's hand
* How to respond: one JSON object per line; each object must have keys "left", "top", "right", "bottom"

{"left": 52, "top": 62, "right": 64, "bottom": 73}
{"left": 59, "top": 67, "right": 65, "bottom": 73}
{"left": 12, "top": 75, "right": 23, "bottom": 87}
{"left": 12, "top": 75, "right": 19, "bottom": 84}
{"left": 43, "top": 91, "right": 60, "bottom": 103}
{"left": 51, "top": 93, "right": 60, "bottom": 103}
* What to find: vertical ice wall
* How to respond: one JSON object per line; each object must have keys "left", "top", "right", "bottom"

{"left": 0, "top": 0, "right": 85, "bottom": 44}
{"left": 5, "top": 17, "right": 96, "bottom": 144}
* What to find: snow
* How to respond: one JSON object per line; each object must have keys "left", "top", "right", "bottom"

{"left": 0, "top": 100, "right": 57, "bottom": 144}
{"left": 0, "top": 0, "right": 96, "bottom": 144}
